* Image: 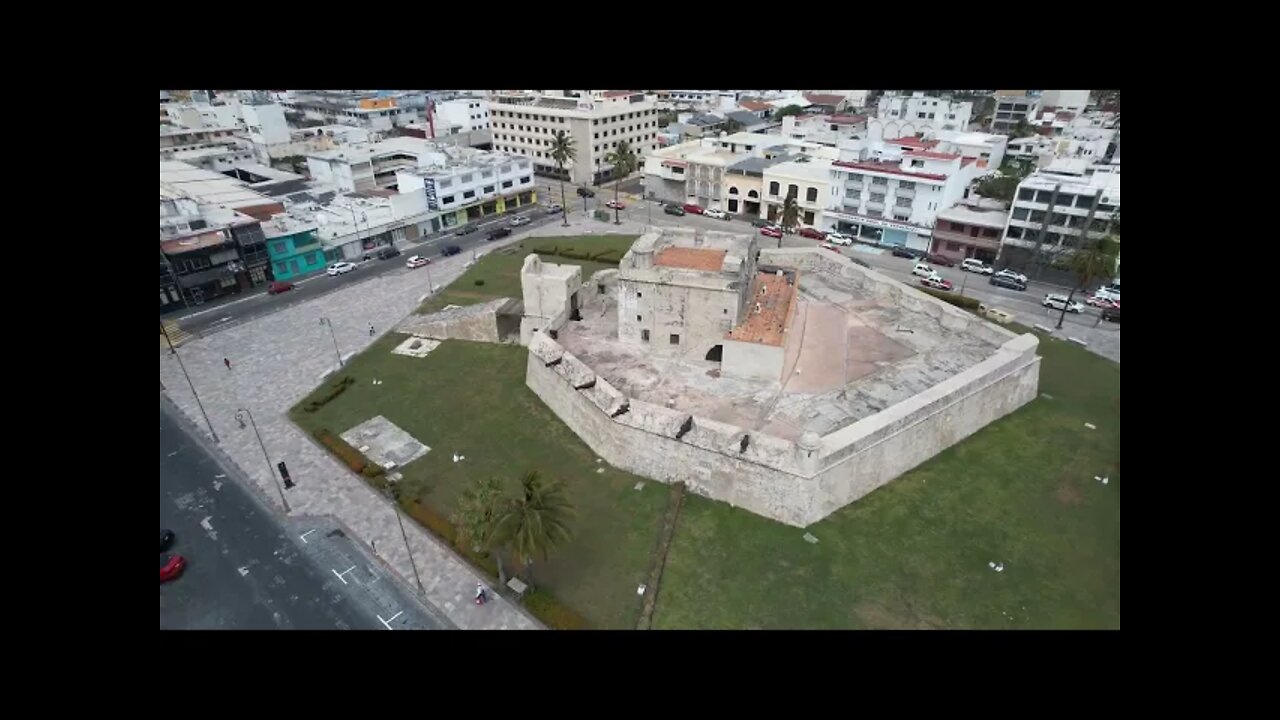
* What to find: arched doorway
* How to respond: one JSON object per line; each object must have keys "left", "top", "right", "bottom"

{"left": 705, "top": 344, "right": 723, "bottom": 362}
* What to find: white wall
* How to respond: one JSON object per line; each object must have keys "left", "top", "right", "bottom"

{"left": 243, "top": 104, "right": 290, "bottom": 145}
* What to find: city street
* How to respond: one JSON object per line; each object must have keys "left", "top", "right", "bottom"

{"left": 160, "top": 398, "right": 452, "bottom": 630}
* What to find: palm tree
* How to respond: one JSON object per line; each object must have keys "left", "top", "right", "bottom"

{"left": 778, "top": 194, "right": 801, "bottom": 248}
{"left": 451, "top": 476, "right": 509, "bottom": 585}
{"left": 1056, "top": 231, "right": 1119, "bottom": 330}
{"left": 493, "top": 471, "right": 575, "bottom": 589}
{"left": 604, "top": 140, "right": 638, "bottom": 225}
{"left": 549, "top": 130, "right": 576, "bottom": 228}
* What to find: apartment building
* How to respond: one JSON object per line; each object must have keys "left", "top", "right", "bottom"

{"left": 165, "top": 102, "right": 244, "bottom": 130}
{"left": 929, "top": 200, "right": 1010, "bottom": 264}
{"left": 1040, "top": 89, "right": 1091, "bottom": 116}
{"left": 869, "top": 92, "right": 973, "bottom": 141}
{"left": 487, "top": 91, "right": 661, "bottom": 186}
{"left": 780, "top": 113, "right": 868, "bottom": 147}
{"left": 644, "top": 132, "right": 833, "bottom": 211}
{"left": 931, "top": 130, "right": 1008, "bottom": 170}
{"left": 434, "top": 97, "right": 491, "bottom": 133}
{"left": 999, "top": 169, "right": 1120, "bottom": 278}
{"left": 280, "top": 92, "right": 420, "bottom": 131}
{"left": 762, "top": 158, "right": 834, "bottom": 228}
{"left": 159, "top": 125, "right": 242, "bottom": 158}
{"left": 159, "top": 199, "right": 271, "bottom": 309}
{"left": 394, "top": 151, "right": 536, "bottom": 231}
{"left": 991, "top": 95, "right": 1041, "bottom": 133}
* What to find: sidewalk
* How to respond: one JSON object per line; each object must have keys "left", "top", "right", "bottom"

{"left": 159, "top": 242, "right": 543, "bottom": 630}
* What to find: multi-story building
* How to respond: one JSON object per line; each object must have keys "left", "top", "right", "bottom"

{"left": 1039, "top": 89, "right": 1091, "bottom": 116}
{"left": 169, "top": 146, "right": 258, "bottom": 173}
{"left": 999, "top": 169, "right": 1120, "bottom": 279}
{"left": 159, "top": 125, "right": 242, "bottom": 158}
{"left": 931, "top": 130, "right": 1008, "bottom": 170}
{"left": 159, "top": 199, "right": 270, "bottom": 310}
{"left": 869, "top": 92, "right": 973, "bottom": 141}
{"left": 780, "top": 113, "right": 868, "bottom": 147}
{"left": 762, "top": 158, "right": 834, "bottom": 228}
{"left": 433, "top": 97, "right": 491, "bottom": 134}
{"left": 280, "top": 92, "right": 420, "bottom": 131}
{"left": 929, "top": 199, "right": 1009, "bottom": 264}
{"left": 823, "top": 142, "right": 984, "bottom": 250}
{"left": 487, "top": 91, "right": 661, "bottom": 186}
{"left": 991, "top": 95, "right": 1041, "bottom": 133}
{"left": 1005, "top": 125, "right": 1117, "bottom": 167}
{"left": 165, "top": 102, "right": 244, "bottom": 130}
{"left": 394, "top": 150, "right": 536, "bottom": 231}
{"left": 262, "top": 214, "right": 326, "bottom": 281}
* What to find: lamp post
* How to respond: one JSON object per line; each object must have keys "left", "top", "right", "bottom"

{"left": 319, "top": 317, "right": 343, "bottom": 367}
{"left": 160, "top": 319, "right": 219, "bottom": 443}
{"left": 387, "top": 484, "right": 425, "bottom": 594}
{"left": 235, "top": 407, "right": 290, "bottom": 513}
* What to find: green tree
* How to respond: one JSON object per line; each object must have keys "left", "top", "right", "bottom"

{"left": 773, "top": 104, "right": 804, "bottom": 120}
{"left": 494, "top": 471, "right": 575, "bottom": 589}
{"left": 777, "top": 194, "right": 801, "bottom": 248}
{"left": 605, "top": 140, "right": 638, "bottom": 225}
{"left": 1009, "top": 118, "right": 1038, "bottom": 139}
{"left": 1056, "top": 231, "right": 1120, "bottom": 330}
{"left": 549, "top": 130, "right": 576, "bottom": 227}
{"left": 451, "top": 476, "right": 509, "bottom": 585}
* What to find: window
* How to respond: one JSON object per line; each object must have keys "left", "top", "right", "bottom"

{"left": 805, "top": 187, "right": 818, "bottom": 202}
{"left": 787, "top": 184, "right": 798, "bottom": 198}
{"left": 439, "top": 178, "right": 453, "bottom": 188}
{"left": 637, "top": 315, "right": 642, "bottom": 321}
{"left": 484, "top": 185, "right": 495, "bottom": 194}
{"left": 272, "top": 241, "right": 287, "bottom": 255}
{"left": 1018, "top": 188, "right": 1035, "bottom": 201}
{"left": 769, "top": 181, "right": 780, "bottom": 196}
{"left": 869, "top": 193, "right": 885, "bottom": 204}
{"left": 442, "top": 195, "right": 455, "bottom": 204}
{"left": 637, "top": 292, "right": 642, "bottom": 298}
{"left": 1012, "top": 207, "right": 1029, "bottom": 221}
{"left": 1035, "top": 190, "right": 1053, "bottom": 203}
{"left": 1029, "top": 210, "right": 1046, "bottom": 223}
{"left": 1007, "top": 226, "right": 1023, "bottom": 239}
{"left": 520, "top": 176, "right": 531, "bottom": 184}
{"left": 460, "top": 173, "right": 473, "bottom": 182}
{"left": 669, "top": 333, "right": 680, "bottom": 345}
{"left": 502, "top": 180, "right": 513, "bottom": 188}
{"left": 1050, "top": 213, "right": 1068, "bottom": 226}
{"left": 464, "top": 190, "right": 475, "bottom": 199}
{"left": 910, "top": 159, "right": 925, "bottom": 168}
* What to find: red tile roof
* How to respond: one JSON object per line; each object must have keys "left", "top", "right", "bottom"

{"left": 804, "top": 93, "right": 846, "bottom": 107}
{"left": 727, "top": 271, "right": 798, "bottom": 347}
{"left": 655, "top": 247, "right": 727, "bottom": 272}
{"left": 740, "top": 100, "right": 771, "bottom": 111}
{"left": 832, "top": 160, "right": 948, "bottom": 182}
{"left": 961, "top": 157, "right": 977, "bottom": 168}
{"left": 603, "top": 90, "right": 636, "bottom": 98}
{"left": 827, "top": 114, "right": 867, "bottom": 126}
{"left": 885, "top": 137, "right": 941, "bottom": 150}
{"left": 905, "top": 150, "right": 961, "bottom": 161}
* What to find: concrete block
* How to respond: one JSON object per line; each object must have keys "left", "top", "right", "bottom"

{"left": 1068, "top": 337, "right": 1088, "bottom": 346}
{"left": 583, "top": 376, "right": 627, "bottom": 416}
{"left": 527, "top": 332, "right": 564, "bottom": 365}
{"left": 553, "top": 350, "right": 596, "bottom": 389}
{"left": 614, "top": 399, "right": 688, "bottom": 437}
{"left": 1033, "top": 323, "right": 1054, "bottom": 333}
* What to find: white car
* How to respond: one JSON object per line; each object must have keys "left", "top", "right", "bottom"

{"left": 1094, "top": 286, "right": 1121, "bottom": 302}
{"left": 406, "top": 255, "right": 430, "bottom": 269}
{"left": 510, "top": 216, "right": 531, "bottom": 227}
{"left": 703, "top": 208, "right": 729, "bottom": 220}
{"left": 961, "top": 258, "right": 994, "bottom": 275}
{"left": 327, "top": 262, "right": 357, "bottom": 276}
{"left": 911, "top": 262, "right": 935, "bottom": 278}
{"left": 994, "top": 269, "right": 1028, "bottom": 284}
{"left": 826, "top": 232, "right": 855, "bottom": 246}
{"left": 1042, "top": 294, "right": 1084, "bottom": 313}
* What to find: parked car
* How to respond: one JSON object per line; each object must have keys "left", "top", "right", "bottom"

{"left": 925, "top": 253, "right": 956, "bottom": 267}
{"left": 892, "top": 246, "right": 923, "bottom": 259}
{"left": 442, "top": 245, "right": 462, "bottom": 257}
{"left": 1086, "top": 295, "right": 1119, "bottom": 309}
{"left": 703, "top": 208, "right": 729, "bottom": 220}
{"left": 921, "top": 276, "right": 954, "bottom": 291}
{"left": 160, "top": 529, "right": 175, "bottom": 553}
{"left": 377, "top": 246, "right": 402, "bottom": 260}
{"left": 326, "top": 262, "right": 357, "bottom": 276}
{"left": 510, "top": 215, "right": 531, "bottom": 227}
{"left": 911, "top": 262, "right": 936, "bottom": 278}
{"left": 760, "top": 226, "right": 783, "bottom": 239}
{"left": 1042, "top": 294, "right": 1084, "bottom": 313}
{"left": 267, "top": 280, "right": 294, "bottom": 295}
{"left": 605, "top": 199, "right": 626, "bottom": 210}
{"left": 818, "top": 242, "right": 842, "bottom": 254}
{"left": 826, "top": 232, "right": 855, "bottom": 246}
{"left": 994, "top": 268, "right": 1028, "bottom": 284}
{"left": 455, "top": 225, "right": 477, "bottom": 236}
{"left": 796, "top": 227, "right": 824, "bottom": 240}
{"left": 989, "top": 274, "right": 1028, "bottom": 291}
{"left": 961, "top": 258, "right": 994, "bottom": 275}
{"left": 751, "top": 218, "right": 773, "bottom": 228}
{"left": 1094, "top": 286, "right": 1121, "bottom": 302}
{"left": 682, "top": 202, "right": 704, "bottom": 214}
{"left": 577, "top": 187, "right": 595, "bottom": 198}
{"left": 160, "top": 555, "right": 186, "bottom": 584}
{"left": 1100, "top": 306, "right": 1121, "bottom": 323}
{"left": 488, "top": 227, "right": 511, "bottom": 241}
{"left": 406, "top": 255, "right": 431, "bottom": 269}
{"left": 545, "top": 203, "right": 564, "bottom": 214}
{"left": 664, "top": 204, "right": 686, "bottom": 216}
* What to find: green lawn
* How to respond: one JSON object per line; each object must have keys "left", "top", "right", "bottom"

{"left": 652, "top": 328, "right": 1121, "bottom": 629}
{"left": 290, "top": 337, "right": 668, "bottom": 629}
{"left": 416, "top": 235, "right": 637, "bottom": 315}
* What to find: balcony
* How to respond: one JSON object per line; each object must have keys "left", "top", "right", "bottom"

{"left": 932, "top": 226, "right": 1001, "bottom": 251}
{"left": 865, "top": 201, "right": 884, "bottom": 214}
{"left": 846, "top": 180, "right": 864, "bottom": 192}
{"left": 896, "top": 186, "right": 915, "bottom": 199}
{"left": 843, "top": 199, "right": 860, "bottom": 212}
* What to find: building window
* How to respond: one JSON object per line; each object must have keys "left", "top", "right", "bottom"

{"left": 769, "top": 181, "right": 780, "bottom": 196}
{"left": 641, "top": 329, "right": 649, "bottom": 341}
{"left": 520, "top": 175, "right": 531, "bottom": 184}
{"left": 1007, "top": 226, "right": 1023, "bottom": 239}
{"left": 1035, "top": 190, "right": 1053, "bottom": 203}
{"left": 1018, "top": 188, "right": 1035, "bottom": 201}
{"left": 946, "top": 242, "right": 961, "bottom": 251}
{"left": 805, "top": 187, "right": 818, "bottom": 202}
{"left": 787, "top": 184, "right": 798, "bottom": 198}
{"left": 1012, "top": 207, "right": 1029, "bottom": 221}
{"left": 637, "top": 315, "right": 642, "bottom": 321}
{"left": 460, "top": 173, "right": 473, "bottom": 182}
{"left": 502, "top": 180, "right": 513, "bottom": 188}
{"left": 669, "top": 333, "right": 680, "bottom": 345}
{"left": 442, "top": 195, "right": 455, "bottom": 204}
{"left": 464, "top": 190, "right": 475, "bottom": 199}
{"left": 869, "top": 193, "right": 885, "bottom": 203}
{"left": 272, "top": 241, "right": 287, "bottom": 254}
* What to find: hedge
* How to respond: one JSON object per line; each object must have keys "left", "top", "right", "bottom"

{"left": 918, "top": 287, "right": 982, "bottom": 310}
{"left": 313, "top": 428, "right": 383, "bottom": 477}
{"left": 303, "top": 375, "right": 354, "bottom": 413}
{"left": 531, "top": 245, "right": 621, "bottom": 266}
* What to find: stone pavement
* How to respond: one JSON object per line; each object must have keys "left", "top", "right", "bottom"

{"left": 159, "top": 239, "right": 543, "bottom": 630}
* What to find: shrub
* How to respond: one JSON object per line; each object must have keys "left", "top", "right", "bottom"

{"left": 918, "top": 287, "right": 981, "bottom": 310}
{"left": 474, "top": 279, "right": 486, "bottom": 286}
{"left": 524, "top": 588, "right": 592, "bottom": 630}
{"left": 313, "top": 428, "right": 367, "bottom": 474}
{"left": 303, "top": 375, "right": 355, "bottom": 413}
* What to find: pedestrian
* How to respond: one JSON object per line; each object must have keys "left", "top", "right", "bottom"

{"left": 368, "top": 323, "right": 375, "bottom": 337}
{"left": 224, "top": 357, "right": 231, "bottom": 370}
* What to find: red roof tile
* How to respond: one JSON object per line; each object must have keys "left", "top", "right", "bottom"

{"left": 740, "top": 100, "right": 771, "bottom": 111}
{"left": 961, "top": 157, "right": 977, "bottom": 168}
{"left": 906, "top": 150, "right": 961, "bottom": 161}
{"left": 832, "top": 160, "right": 948, "bottom": 182}
{"left": 828, "top": 114, "right": 867, "bottom": 125}
{"left": 603, "top": 90, "right": 636, "bottom": 98}
{"left": 804, "top": 93, "right": 845, "bottom": 106}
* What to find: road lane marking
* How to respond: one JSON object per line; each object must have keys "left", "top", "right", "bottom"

{"left": 200, "top": 516, "right": 213, "bottom": 531}
{"left": 167, "top": 450, "right": 180, "bottom": 457}
{"left": 299, "top": 529, "right": 317, "bottom": 544}
{"left": 377, "top": 610, "right": 403, "bottom": 630}
{"left": 332, "top": 565, "right": 357, "bottom": 585}
{"left": 238, "top": 566, "right": 249, "bottom": 576}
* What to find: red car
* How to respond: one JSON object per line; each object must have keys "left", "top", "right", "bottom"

{"left": 920, "top": 276, "right": 954, "bottom": 291}
{"left": 160, "top": 555, "right": 187, "bottom": 584}
{"left": 818, "top": 242, "right": 842, "bottom": 254}
{"left": 682, "top": 202, "right": 704, "bottom": 214}
{"left": 925, "top": 253, "right": 956, "bottom": 267}
{"left": 799, "top": 227, "right": 826, "bottom": 240}
{"left": 760, "top": 226, "right": 783, "bottom": 239}
{"left": 267, "top": 280, "right": 294, "bottom": 295}
{"left": 605, "top": 200, "right": 626, "bottom": 210}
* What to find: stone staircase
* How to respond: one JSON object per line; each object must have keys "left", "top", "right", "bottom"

{"left": 160, "top": 320, "right": 192, "bottom": 350}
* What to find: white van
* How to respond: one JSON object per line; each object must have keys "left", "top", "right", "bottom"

{"left": 911, "top": 262, "right": 935, "bottom": 278}
{"left": 961, "top": 258, "right": 993, "bottom": 275}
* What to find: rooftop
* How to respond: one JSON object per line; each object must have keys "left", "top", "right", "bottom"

{"left": 740, "top": 100, "right": 772, "bottom": 112}
{"left": 832, "top": 160, "right": 948, "bottom": 183}
{"left": 654, "top": 247, "right": 728, "bottom": 272}
{"left": 936, "top": 203, "right": 1009, "bottom": 229}
{"left": 827, "top": 114, "right": 867, "bottom": 126}
{"left": 804, "top": 93, "right": 846, "bottom": 106}
{"left": 726, "top": 271, "right": 798, "bottom": 347}
{"left": 159, "top": 161, "right": 272, "bottom": 208}
{"left": 885, "top": 137, "right": 941, "bottom": 150}
{"left": 906, "top": 150, "right": 962, "bottom": 161}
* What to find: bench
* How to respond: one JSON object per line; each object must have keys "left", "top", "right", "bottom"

{"left": 506, "top": 577, "right": 529, "bottom": 599}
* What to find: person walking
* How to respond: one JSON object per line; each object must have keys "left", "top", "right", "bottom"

{"left": 224, "top": 357, "right": 231, "bottom": 370}
{"left": 368, "top": 323, "right": 375, "bottom": 337}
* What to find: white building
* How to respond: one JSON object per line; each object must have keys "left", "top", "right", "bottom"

{"left": 991, "top": 95, "right": 1041, "bottom": 133}
{"left": 807, "top": 90, "right": 870, "bottom": 109}
{"left": 165, "top": 102, "right": 244, "bottom": 130}
{"left": 780, "top": 113, "right": 868, "bottom": 147}
{"left": 171, "top": 146, "right": 258, "bottom": 173}
{"left": 869, "top": 92, "right": 973, "bottom": 141}
{"left": 762, "top": 158, "right": 834, "bottom": 229}
{"left": 434, "top": 97, "right": 491, "bottom": 134}
{"left": 160, "top": 125, "right": 242, "bottom": 158}
{"left": 394, "top": 149, "right": 536, "bottom": 231}
{"left": 1039, "top": 89, "right": 1091, "bottom": 115}
{"left": 1000, "top": 169, "right": 1120, "bottom": 271}
{"left": 931, "top": 130, "right": 1008, "bottom": 171}
{"left": 644, "top": 132, "right": 835, "bottom": 211}
{"left": 1005, "top": 124, "right": 1117, "bottom": 167}
{"left": 487, "top": 91, "right": 661, "bottom": 186}
{"left": 307, "top": 137, "right": 486, "bottom": 193}
{"left": 242, "top": 103, "right": 290, "bottom": 146}
{"left": 280, "top": 93, "right": 419, "bottom": 131}
{"left": 822, "top": 141, "right": 984, "bottom": 251}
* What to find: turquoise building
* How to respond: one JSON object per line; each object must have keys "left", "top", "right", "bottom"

{"left": 264, "top": 216, "right": 327, "bottom": 280}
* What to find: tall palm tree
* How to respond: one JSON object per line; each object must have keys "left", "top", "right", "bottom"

{"left": 493, "top": 471, "right": 574, "bottom": 589}
{"left": 605, "top": 140, "right": 637, "bottom": 225}
{"left": 1056, "top": 231, "right": 1119, "bottom": 330}
{"left": 778, "top": 195, "right": 801, "bottom": 248}
{"left": 451, "top": 476, "right": 509, "bottom": 585}
{"left": 549, "top": 130, "right": 576, "bottom": 227}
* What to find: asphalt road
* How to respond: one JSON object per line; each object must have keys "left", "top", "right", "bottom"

{"left": 166, "top": 203, "right": 563, "bottom": 337}
{"left": 159, "top": 398, "right": 452, "bottom": 630}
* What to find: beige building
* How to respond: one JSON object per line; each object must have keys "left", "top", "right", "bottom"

{"left": 487, "top": 91, "right": 661, "bottom": 186}
{"left": 762, "top": 158, "right": 834, "bottom": 228}
{"left": 520, "top": 254, "right": 584, "bottom": 345}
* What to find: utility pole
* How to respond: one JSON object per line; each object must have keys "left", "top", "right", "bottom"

{"left": 159, "top": 319, "right": 219, "bottom": 443}
{"left": 319, "top": 317, "right": 343, "bottom": 367}
{"left": 236, "top": 407, "right": 290, "bottom": 512}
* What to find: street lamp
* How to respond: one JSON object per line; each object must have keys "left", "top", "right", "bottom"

{"left": 235, "top": 407, "right": 290, "bottom": 513}
{"left": 160, "top": 319, "right": 219, "bottom": 443}
{"left": 319, "top": 317, "right": 343, "bottom": 367}
{"left": 386, "top": 484, "right": 425, "bottom": 594}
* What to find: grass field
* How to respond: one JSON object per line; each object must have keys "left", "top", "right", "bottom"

{"left": 416, "top": 235, "right": 637, "bottom": 315}
{"left": 652, "top": 328, "right": 1121, "bottom": 629}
